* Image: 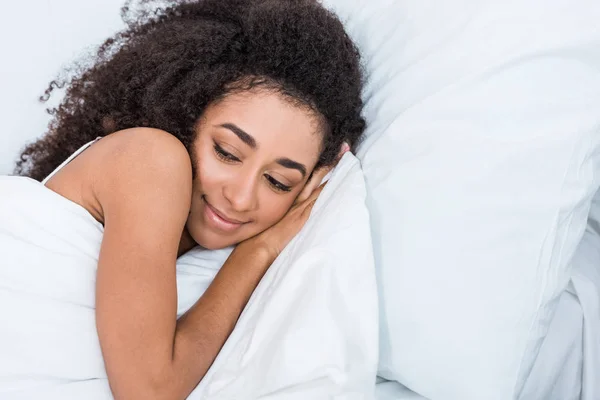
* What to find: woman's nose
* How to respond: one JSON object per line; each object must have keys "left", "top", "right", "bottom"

{"left": 222, "top": 173, "right": 259, "bottom": 213}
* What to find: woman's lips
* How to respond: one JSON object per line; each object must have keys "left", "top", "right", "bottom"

{"left": 202, "top": 197, "right": 246, "bottom": 232}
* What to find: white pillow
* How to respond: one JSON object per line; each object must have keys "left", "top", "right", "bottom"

{"left": 177, "top": 154, "right": 379, "bottom": 399}
{"left": 323, "top": 0, "right": 600, "bottom": 399}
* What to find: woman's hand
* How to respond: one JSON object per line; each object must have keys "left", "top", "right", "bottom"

{"left": 243, "top": 180, "right": 326, "bottom": 262}
{"left": 295, "top": 142, "right": 350, "bottom": 205}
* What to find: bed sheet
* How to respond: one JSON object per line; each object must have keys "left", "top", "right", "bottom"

{"left": 518, "top": 285, "right": 583, "bottom": 400}
{"left": 377, "top": 227, "right": 600, "bottom": 400}
{"left": 519, "top": 225, "right": 600, "bottom": 400}
{"left": 376, "top": 289, "right": 584, "bottom": 400}
{"left": 570, "top": 228, "right": 600, "bottom": 400}
{"left": 376, "top": 380, "right": 427, "bottom": 400}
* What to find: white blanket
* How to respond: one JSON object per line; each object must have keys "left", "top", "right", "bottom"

{"left": 571, "top": 229, "right": 600, "bottom": 400}
{"left": 0, "top": 154, "right": 378, "bottom": 399}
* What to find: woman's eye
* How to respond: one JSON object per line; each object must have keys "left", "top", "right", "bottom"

{"left": 265, "top": 175, "right": 292, "bottom": 192}
{"left": 214, "top": 143, "right": 240, "bottom": 162}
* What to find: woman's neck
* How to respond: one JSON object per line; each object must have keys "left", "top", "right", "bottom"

{"left": 178, "top": 226, "right": 197, "bottom": 257}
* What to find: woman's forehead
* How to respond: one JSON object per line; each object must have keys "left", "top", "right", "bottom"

{"left": 204, "top": 90, "right": 323, "bottom": 163}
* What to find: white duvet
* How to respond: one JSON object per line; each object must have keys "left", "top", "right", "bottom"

{"left": 0, "top": 153, "right": 378, "bottom": 399}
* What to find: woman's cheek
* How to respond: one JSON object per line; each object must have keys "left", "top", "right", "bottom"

{"left": 197, "top": 154, "right": 229, "bottom": 189}
{"left": 262, "top": 194, "right": 295, "bottom": 227}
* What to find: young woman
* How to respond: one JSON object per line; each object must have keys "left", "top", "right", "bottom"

{"left": 8, "top": 0, "right": 364, "bottom": 398}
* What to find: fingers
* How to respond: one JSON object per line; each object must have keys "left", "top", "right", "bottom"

{"left": 298, "top": 183, "right": 325, "bottom": 216}
{"left": 310, "top": 181, "right": 327, "bottom": 198}
{"left": 294, "top": 142, "right": 349, "bottom": 205}
{"left": 295, "top": 166, "right": 331, "bottom": 204}
{"left": 314, "top": 142, "right": 350, "bottom": 186}
{"left": 311, "top": 166, "right": 332, "bottom": 187}
{"left": 301, "top": 196, "right": 319, "bottom": 219}
{"left": 302, "top": 182, "right": 326, "bottom": 208}
{"left": 337, "top": 142, "right": 350, "bottom": 162}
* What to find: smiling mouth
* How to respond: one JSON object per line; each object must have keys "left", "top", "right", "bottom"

{"left": 202, "top": 196, "right": 249, "bottom": 226}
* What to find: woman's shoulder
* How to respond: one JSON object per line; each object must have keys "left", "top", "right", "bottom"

{"left": 104, "top": 128, "right": 191, "bottom": 169}
{"left": 96, "top": 128, "right": 193, "bottom": 182}
{"left": 92, "top": 128, "right": 193, "bottom": 210}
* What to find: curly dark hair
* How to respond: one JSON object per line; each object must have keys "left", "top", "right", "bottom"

{"left": 15, "top": 0, "right": 365, "bottom": 181}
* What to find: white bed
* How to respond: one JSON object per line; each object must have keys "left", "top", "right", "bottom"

{"left": 376, "top": 380, "right": 425, "bottom": 400}
{"left": 374, "top": 226, "right": 600, "bottom": 400}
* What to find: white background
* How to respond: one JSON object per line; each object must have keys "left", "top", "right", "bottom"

{"left": 0, "top": 0, "right": 126, "bottom": 175}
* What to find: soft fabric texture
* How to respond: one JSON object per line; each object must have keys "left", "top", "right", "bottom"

{"left": 322, "top": 0, "right": 600, "bottom": 399}
{"left": 0, "top": 153, "right": 378, "bottom": 399}
{"left": 588, "top": 189, "right": 600, "bottom": 237}
{"left": 519, "top": 224, "right": 600, "bottom": 400}
{"left": 572, "top": 220, "right": 600, "bottom": 400}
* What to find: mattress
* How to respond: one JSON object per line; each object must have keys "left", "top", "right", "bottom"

{"left": 377, "top": 228, "right": 600, "bottom": 400}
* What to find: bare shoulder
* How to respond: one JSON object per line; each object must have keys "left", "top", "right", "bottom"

{"left": 93, "top": 128, "right": 193, "bottom": 213}
{"left": 100, "top": 128, "right": 191, "bottom": 176}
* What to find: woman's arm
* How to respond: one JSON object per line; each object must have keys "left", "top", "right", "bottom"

{"left": 94, "top": 128, "right": 322, "bottom": 400}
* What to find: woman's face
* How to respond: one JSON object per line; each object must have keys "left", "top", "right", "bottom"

{"left": 187, "top": 89, "right": 323, "bottom": 250}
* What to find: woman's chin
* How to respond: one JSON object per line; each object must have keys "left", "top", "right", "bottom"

{"left": 192, "top": 232, "right": 237, "bottom": 251}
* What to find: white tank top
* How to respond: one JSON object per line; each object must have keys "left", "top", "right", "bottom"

{"left": 41, "top": 137, "right": 102, "bottom": 185}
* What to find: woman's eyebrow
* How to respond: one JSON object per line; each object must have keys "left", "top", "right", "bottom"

{"left": 276, "top": 158, "right": 306, "bottom": 178}
{"left": 218, "top": 123, "right": 257, "bottom": 149}
{"left": 217, "top": 122, "right": 306, "bottom": 177}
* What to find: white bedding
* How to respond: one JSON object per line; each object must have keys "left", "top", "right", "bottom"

{"left": 375, "top": 228, "right": 600, "bottom": 400}
{"left": 376, "top": 381, "right": 425, "bottom": 400}
{"left": 0, "top": 154, "right": 378, "bottom": 399}
{"left": 324, "top": 0, "right": 600, "bottom": 397}
{"left": 520, "top": 227, "right": 600, "bottom": 400}
{"left": 519, "top": 287, "right": 583, "bottom": 400}
{"left": 570, "top": 229, "right": 600, "bottom": 400}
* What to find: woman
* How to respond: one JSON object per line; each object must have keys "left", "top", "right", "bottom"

{"left": 10, "top": 0, "right": 364, "bottom": 398}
